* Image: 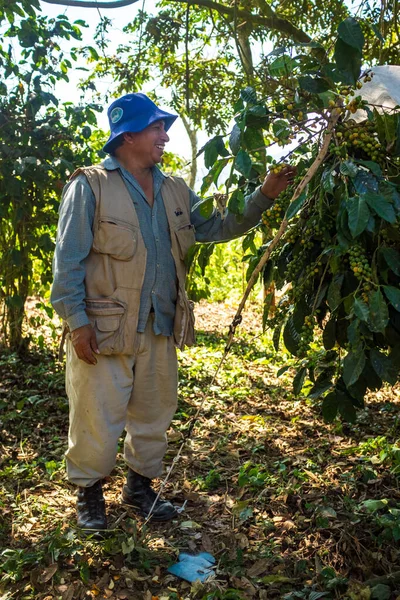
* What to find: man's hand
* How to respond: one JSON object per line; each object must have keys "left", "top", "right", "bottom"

{"left": 70, "top": 324, "right": 100, "bottom": 365}
{"left": 261, "top": 164, "right": 297, "bottom": 200}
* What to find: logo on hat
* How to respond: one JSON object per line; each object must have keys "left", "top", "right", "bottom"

{"left": 110, "top": 107, "right": 123, "bottom": 124}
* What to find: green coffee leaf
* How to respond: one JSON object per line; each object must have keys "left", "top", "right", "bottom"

{"left": 198, "top": 197, "right": 214, "bottom": 218}
{"left": 283, "top": 315, "right": 300, "bottom": 355}
{"left": 322, "top": 168, "right": 336, "bottom": 193}
{"left": 298, "top": 75, "right": 331, "bottom": 94}
{"left": 327, "top": 274, "right": 344, "bottom": 311}
{"left": 343, "top": 348, "right": 365, "bottom": 388}
{"left": 383, "top": 286, "right": 400, "bottom": 312}
{"left": 293, "top": 367, "right": 307, "bottom": 396}
{"left": 272, "top": 119, "right": 290, "bottom": 140}
{"left": 368, "top": 289, "right": 389, "bottom": 333}
{"left": 347, "top": 195, "right": 370, "bottom": 237}
{"left": 338, "top": 392, "right": 357, "bottom": 423}
{"left": 380, "top": 247, "right": 400, "bottom": 276}
{"left": 243, "top": 127, "right": 265, "bottom": 152}
{"left": 240, "top": 86, "right": 257, "bottom": 104}
{"left": 323, "top": 319, "right": 336, "bottom": 350}
{"left": 354, "top": 297, "right": 370, "bottom": 321}
{"left": 203, "top": 137, "right": 219, "bottom": 169}
{"left": 234, "top": 149, "right": 252, "bottom": 178}
{"left": 341, "top": 160, "right": 359, "bottom": 178}
{"left": 263, "top": 259, "right": 274, "bottom": 288}
{"left": 200, "top": 158, "right": 230, "bottom": 195}
{"left": 355, "top": 160, "right": 382, "bottom": 178}
{"left": 370, "top": 348, "right": 398, "bottom": 385}
{"left": 229, "top": 124, "right": 242, "bottom": 155}
{"left": 277, "top": 365, "right": 290, "bottom": 377}
{"left": 347, "top": 319, "right": 361, "bottom": 345}
{"left": 242, "top": 231, "right": 257, "bottom": 254}
{"left": 334, "top": 38, "right": 362, "bottom": 86}
{"left": 308, "top": 374, "right": 334, "bottom": 399}
{"left": 285, "top": 191, "right": 306, "bottom": 220}
{"left": 363, "top": 191, "right": 396, "bottom": 223}
{"left": 269, "top": 55, "right": 297, "bottom": 77}
{"left": 338, "top": 17, "right": 365, "bottom": 51}
{"left": 322, "top": 391, "right": 339, "bottom": 422}
{"left": 228, "top": 189, "right": 245, "bottom": 216}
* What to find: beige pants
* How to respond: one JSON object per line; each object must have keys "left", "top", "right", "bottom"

{"left": 65, "top": 317, "right": 178, "bottom": 487}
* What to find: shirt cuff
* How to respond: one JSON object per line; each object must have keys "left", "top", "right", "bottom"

{"left": 253, "top": 186, "right": 275, "bottom": 210}
{"left": 67, "top": 311, "right": 90, "bottom": 332}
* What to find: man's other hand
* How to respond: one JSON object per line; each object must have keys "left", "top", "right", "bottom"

{"left": 261, "top": 165, "right": 297, "bottom": 200}
{"left": 70, "top": 324, "right": 100, "bottom": 365}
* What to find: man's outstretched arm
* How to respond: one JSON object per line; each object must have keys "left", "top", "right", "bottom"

{"left": 191, "top": 166, "right": 296, "bottom": 242}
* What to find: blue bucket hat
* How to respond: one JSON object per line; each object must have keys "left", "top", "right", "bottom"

{"left": 103, "top": 93, "right": 178, "bottom": 154}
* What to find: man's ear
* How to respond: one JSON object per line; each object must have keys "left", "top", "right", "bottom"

{"left": 123, "top": 132, "right": 136, "bottom": 145}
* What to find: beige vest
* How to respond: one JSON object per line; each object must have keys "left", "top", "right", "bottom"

{"left": 71, "top": 166, "right": 196, "bottom": 354}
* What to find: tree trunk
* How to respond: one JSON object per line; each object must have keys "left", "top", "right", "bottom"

{"left": 8, "top": 300, "right": 27, "bottom": 351}
{"left": 180, "top": 113, "right": 198, "bottom": 189}
{"left": 5, "top": 220, "right": 31, "bottom": 352}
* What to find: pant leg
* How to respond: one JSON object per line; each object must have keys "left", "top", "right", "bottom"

{"left": 124, "top": 318, "right": 178, "bottom": 479}
{"left": 65, "top": 337, "right": 135, "bottom": 487}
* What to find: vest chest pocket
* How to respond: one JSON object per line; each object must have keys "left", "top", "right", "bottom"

{"left": 85, "top": 299, "right": 126, "bottom": 354}
{"left": 174, "top": 224, "right": 196, "bottom": 260}
{"left": 93, "top": 219, "right": 138, "bottom": 261}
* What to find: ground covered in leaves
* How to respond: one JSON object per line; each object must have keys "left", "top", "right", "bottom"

{"left": 1, "top": 300, "right": 400, "bottom": 600}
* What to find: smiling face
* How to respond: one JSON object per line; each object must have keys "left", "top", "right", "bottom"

{"left": 117, "top": 120, "right": 170, "bottom": 168}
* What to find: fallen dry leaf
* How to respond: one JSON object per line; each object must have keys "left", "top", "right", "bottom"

{"left": 61, "top": 585, "right": 76, "bottom": 600}
{"left": 247, "top": 559, "right": 269, "bottom": 578}
{"left": 236, "top": 533, "right": 250, "bottom": 548}
{"left": 201, "top": 532, "right": 213, "bottom": 553}
{"left": 38, "top": 563, "right": 58, "bottom": 583}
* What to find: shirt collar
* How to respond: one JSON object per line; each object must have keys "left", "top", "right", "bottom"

{"left": 102, "top": 156, "right": 120, "bottom": 171}
{"left": 101, "top": 156, "right": 168, "bottom": 181}
{"left": 101, "top": 157, "right": 167, "bottom": 198}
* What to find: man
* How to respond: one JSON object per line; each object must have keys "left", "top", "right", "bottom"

{"left": 51, "top": 92, "right": 295, "bottom": 531}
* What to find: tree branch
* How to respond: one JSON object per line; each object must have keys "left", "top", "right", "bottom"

{"left": 170, "top": 0, "right": 312, "bottom": 44}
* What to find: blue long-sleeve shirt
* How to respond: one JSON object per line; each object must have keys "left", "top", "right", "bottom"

{"left": 51, "top": 156, "right": 274, "bottom": 335}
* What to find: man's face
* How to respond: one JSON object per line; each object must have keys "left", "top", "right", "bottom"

{"left": 125, "top": 120, "right": 170, "bottom": 166}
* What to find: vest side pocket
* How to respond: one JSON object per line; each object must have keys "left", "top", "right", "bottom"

{"left": 174, "top": 224, "right": 196, "bottom": 260}
{"left": 85, "top": 298, "right": 126, "bottom": 354}
{"left": 186, "top": 299, "right": 196, "bottom": 347}
{"left": 173, "top": 288, "right": 196, "bottom": 349}
{"left": 93, "top": 220, "right": 138, "bottom": 261}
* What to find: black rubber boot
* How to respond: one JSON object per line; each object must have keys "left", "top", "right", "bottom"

{"left": 76, "top": 480, "right": 107, "bottom": 531}
{"left": 122, "top": 469, "right": 177, "bottom": 521}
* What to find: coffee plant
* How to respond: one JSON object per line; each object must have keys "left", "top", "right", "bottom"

{"left": 195, "top": 17, "right": 400, "bottom": 422}
{"left": 0, "top": 5, "right": 103, "bottom": 350}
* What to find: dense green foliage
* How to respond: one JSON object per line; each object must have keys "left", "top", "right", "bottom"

{"left": 199, "top": 16, "right": 400, "bottom": 419}
{"left": 1, "top": 0, "right": 400, "bottom": 423}
{"left": 0, "top": 2, "right": 104, "bottom": 349}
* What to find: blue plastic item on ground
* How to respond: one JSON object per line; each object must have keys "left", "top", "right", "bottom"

{"left": 167, "top": 552, "right": 216, "bottom": 583}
